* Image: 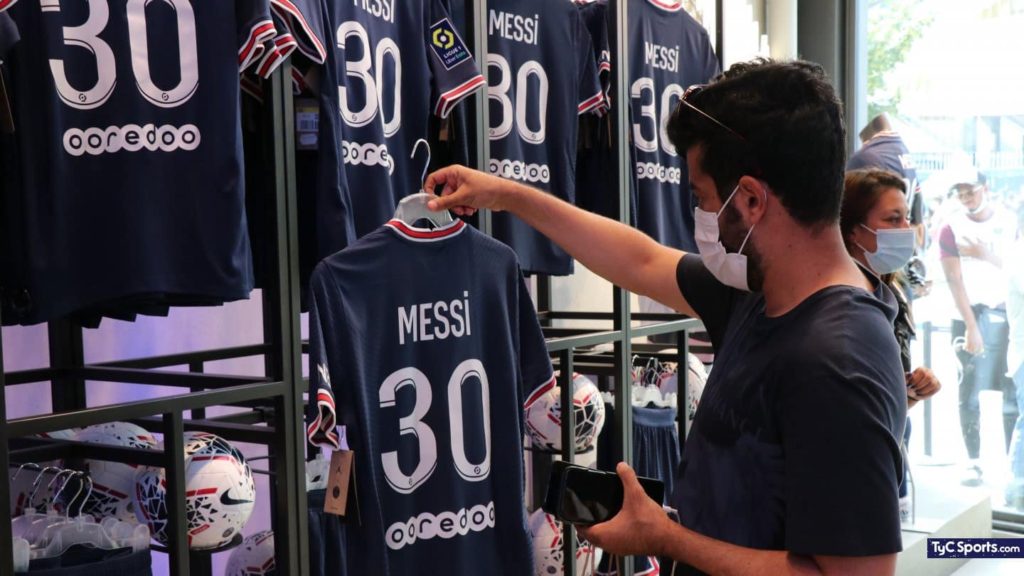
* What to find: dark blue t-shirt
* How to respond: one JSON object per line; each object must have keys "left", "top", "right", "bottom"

{"left": 307, "top": 219, "right": 554, "bottom": 576}
{"left": 671, "top": 255, "right": 906, "bottom": 568}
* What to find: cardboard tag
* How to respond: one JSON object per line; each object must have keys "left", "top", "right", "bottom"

{"left": 0, "top": 66, "right": 13, "bottom": 134}
{"left": 324, "top": 450, "right": 358, "bottom": 521}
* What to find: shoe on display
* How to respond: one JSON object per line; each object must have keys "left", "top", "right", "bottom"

{"left": 960, "top": 462, "right": 983, "bottom": 487}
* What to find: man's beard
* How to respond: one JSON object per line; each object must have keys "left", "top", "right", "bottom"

{"left": 720, "top": 202, "right": 765, "bottom": 292}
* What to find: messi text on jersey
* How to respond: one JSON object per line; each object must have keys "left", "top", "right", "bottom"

{"left": 398, "top": 292, "right": 472, "bottom": 345}
{"left": 645, "top": 42, "right": 680, "bottom": 73}
{"left": 489, "top": 10, "right": 540, "bottom": 46}
{"left": 352, "top": 0, "right": 394, "bottom": 23}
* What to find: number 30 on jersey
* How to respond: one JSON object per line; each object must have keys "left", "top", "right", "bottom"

{"left": 379, "top": 360, "right": 491, "bottom": 494}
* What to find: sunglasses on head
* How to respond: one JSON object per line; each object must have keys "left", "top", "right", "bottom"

{"left": 680, "top": 84, "right": 747, "bottom": 142}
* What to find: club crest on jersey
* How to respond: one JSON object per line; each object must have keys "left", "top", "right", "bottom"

{"left": 429, "top": 19, "right": 471, "bottom": 70}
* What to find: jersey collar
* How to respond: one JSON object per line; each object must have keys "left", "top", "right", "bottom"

{"left": 385, "top": 218, "right": 467, "bottom": 242}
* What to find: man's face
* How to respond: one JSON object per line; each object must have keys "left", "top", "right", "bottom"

{"left": 686, "top": 146, "right": 766, "bottom": 290}
{"left": 955, "top": 184, "right": 985, "bottom": 212}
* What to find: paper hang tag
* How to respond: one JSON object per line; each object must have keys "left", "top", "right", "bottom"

{"left": 324, "top": 450, "right": 359, "bottom": 522}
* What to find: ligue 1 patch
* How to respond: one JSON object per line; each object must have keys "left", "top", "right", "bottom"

{"left": 429, "top": 18, "right": 471, "bottom": 70}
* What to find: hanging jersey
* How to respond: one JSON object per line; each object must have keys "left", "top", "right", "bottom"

{"left": 0, "top": 0, "right": 269, "bottom": 325}
{"left": 306, "top": 219, "right": 554, "bottom": 576}
{"left": 486, "top": 0, "right": 602, "bottom": 276}
{"left": 629, "top": 0, "right": 718, "bottom": 251}
{"left": 272, "top": 0, "right": 485, "bottom": 261}
{"left": 576, "top": 0, "right": 611, "bottom": 111}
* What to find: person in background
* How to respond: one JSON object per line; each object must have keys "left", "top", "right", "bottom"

{"left": 847, "top": 114, "right": 928, "bottom": 298}
{"left": 841, "top": 168, "right": 942, "bottom": 521}
{"left": 938, "top": 171, "right": 1018, "bottom": 486}
{"left": 1005, "top": 203, "right": 1024, "bottom": 508}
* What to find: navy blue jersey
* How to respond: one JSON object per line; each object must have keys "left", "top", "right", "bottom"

{"left": 846, "top": 132, "right": 922, "bottom": 225}
{"left": 487, "top": 0, "right": 602, "bottom": 276}
{"left": 279, "top": 0, "right": 485, "bottom": 261}
{"left": 576, "top": 0, "right": 611, "bottom": 111}
{"left": 0, "top": 0, "right": 268, "bottom": 325}
{"left": 306, "top": 219, "right": 554, "bottom": 576}
{"left": 629, "top": 0, "right": 718, "bottom": 251}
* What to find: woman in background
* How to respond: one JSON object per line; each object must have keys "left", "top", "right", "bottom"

{"left": 841, "top": 168, "right": 943, "bottom": 521}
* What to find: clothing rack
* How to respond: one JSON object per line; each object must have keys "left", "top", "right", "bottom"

{"left": 2, "top": 2, "right": 721, "bottom": 575}
{"left": 0, "top": 63, "right": 306, "bottom": 576}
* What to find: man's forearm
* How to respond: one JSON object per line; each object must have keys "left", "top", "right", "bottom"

{"left": 504, "top": 181, "right": 683, "bottom": 297}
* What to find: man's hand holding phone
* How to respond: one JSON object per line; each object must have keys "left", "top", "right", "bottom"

{"left": 544, "top": 461, "right": 673, "bottom": 557}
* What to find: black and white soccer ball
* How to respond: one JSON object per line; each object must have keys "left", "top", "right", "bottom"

{"left": 76, "top": 422, "right": 157, "bottom": 521}
{"left": 133, "top": 431, "right": 256, "bottom": 550}
{"left": 525, "top": 373, "right": 606, "bottom": 453}
{"left": 226, "top": 530, "right": 276, "bottom": 576}
{"left": 528, "top": 508, "right": 602, "bottom": 575}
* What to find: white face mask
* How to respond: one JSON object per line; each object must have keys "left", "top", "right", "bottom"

{"left": 855, "top": 224, "right": 916, "bottom": 275}
{"left": 693, "top": 185, "right": 756, "bottom": 291}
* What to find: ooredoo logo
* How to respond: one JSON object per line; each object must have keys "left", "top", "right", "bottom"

{"left": 63, "top": 124, "right": 202, "bottom": 156}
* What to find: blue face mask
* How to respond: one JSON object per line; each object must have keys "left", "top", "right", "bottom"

{"left": 856, "top": 224, "right": 915, "bottom": 274}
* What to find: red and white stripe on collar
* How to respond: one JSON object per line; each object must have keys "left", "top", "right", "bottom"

{"left": 385, "top": 218, "right": 467, "bottom": 242}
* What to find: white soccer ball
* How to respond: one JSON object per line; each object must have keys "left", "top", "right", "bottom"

{"left": 76, "top": 422, "right": 157, "bottom": 521}
{"left": 226, "top": 530, "right": 276, "bottom": 576}
{"left": 657, "top": 354, "right": 708, "bottom": 435}
{"left": 528, "top": 508, "right": 602, "bottom": 576}
{"left": 133, "top": 431, "right": 256, "bottom": 550}
{"left": 526, "top": 373, "right": 606, "bottom": 453}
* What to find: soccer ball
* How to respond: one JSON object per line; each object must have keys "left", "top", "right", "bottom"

{"left": 657, "top": 354, "right": 708, "bottom": 435}
{"left": 528, "top": 508, "right": 602, "bottom": 575}
{"left": 76, "top": 422, "right": 158, "bottom": 521}
{"left": 226, "top": 530, "right": 276, "bottom": 576}
{"left": 133, "top": 431, "right": 256, "bottom": 550}
{"left": 526, "top": 373, "right": 605, "bottom": 453}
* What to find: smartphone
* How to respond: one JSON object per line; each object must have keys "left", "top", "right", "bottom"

{"left": 543, "top": 462, "right": 665, "bottom": 526}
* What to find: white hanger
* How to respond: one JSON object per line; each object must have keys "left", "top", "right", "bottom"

{"left": 23, "top": 471, "right": 87, "bottom": 544}
{"left": 393, "top": 138, "right": 454, "bottom": 227}
{"left": 11, "top": 466, "right": 66, "bottom": 539}
{"left": 32, "top": 476, "right": 148, "bottom": 559}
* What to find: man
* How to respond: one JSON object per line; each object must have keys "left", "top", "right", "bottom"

{"left": 847, "top": 113, "right": 928, "bottom": 296}
{"left": 938, "top": 172, "right": 1018, "bottom": 486}
{"left": 1003, "top": 203, "right": 1023, "bottom": 507}
{"left": 426, "top": 59, "right": 905, "bottom": 575}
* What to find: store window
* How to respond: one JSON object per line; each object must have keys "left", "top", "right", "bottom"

{"left": 860, "top": 0, "right": 1024, "bottom": 526}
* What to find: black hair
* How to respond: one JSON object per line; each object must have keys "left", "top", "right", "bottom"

{"left": 666, "top": 59, "right": 847, "bottom": 227}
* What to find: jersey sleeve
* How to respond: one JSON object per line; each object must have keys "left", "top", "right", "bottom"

{"left": 0, "top": 0, "right": 17, "bottom": 15}
{"left": 306, "top": 269, "right": 342, "bottom": 450}
{"left": 254, "top": 11, "right": 299, "bottom": 79}
{"left": 427, "top": 0, "right": 485, "bottom": 119}
{"left": 237, "top": 0, "right": 278, "bottom": 73}
{"left": 270, "top": 0, "right": 328, "bottom": 64}
{"left": 576, "top": 18, "right": 604, "bottom": 116}
{"left": 0, "top": 10, "right": 18, "bottom": 58}
{"left": 516, "top": 271, "right": 555, "bottom": 410}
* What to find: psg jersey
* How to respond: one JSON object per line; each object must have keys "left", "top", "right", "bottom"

{"left": 487, "top": 0, "right": 602, "bottom": 276}
{"left": 278, "top": 0, "right": 485, "bottom": 260}
{"left": 0, "top": 0, "right": 269, "bottom": 325}
{"left": 307, "top": 218, "right": 555, "bottom": 576}
{"left": 629, "top": 0, "right": 718, "bottom": 251}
